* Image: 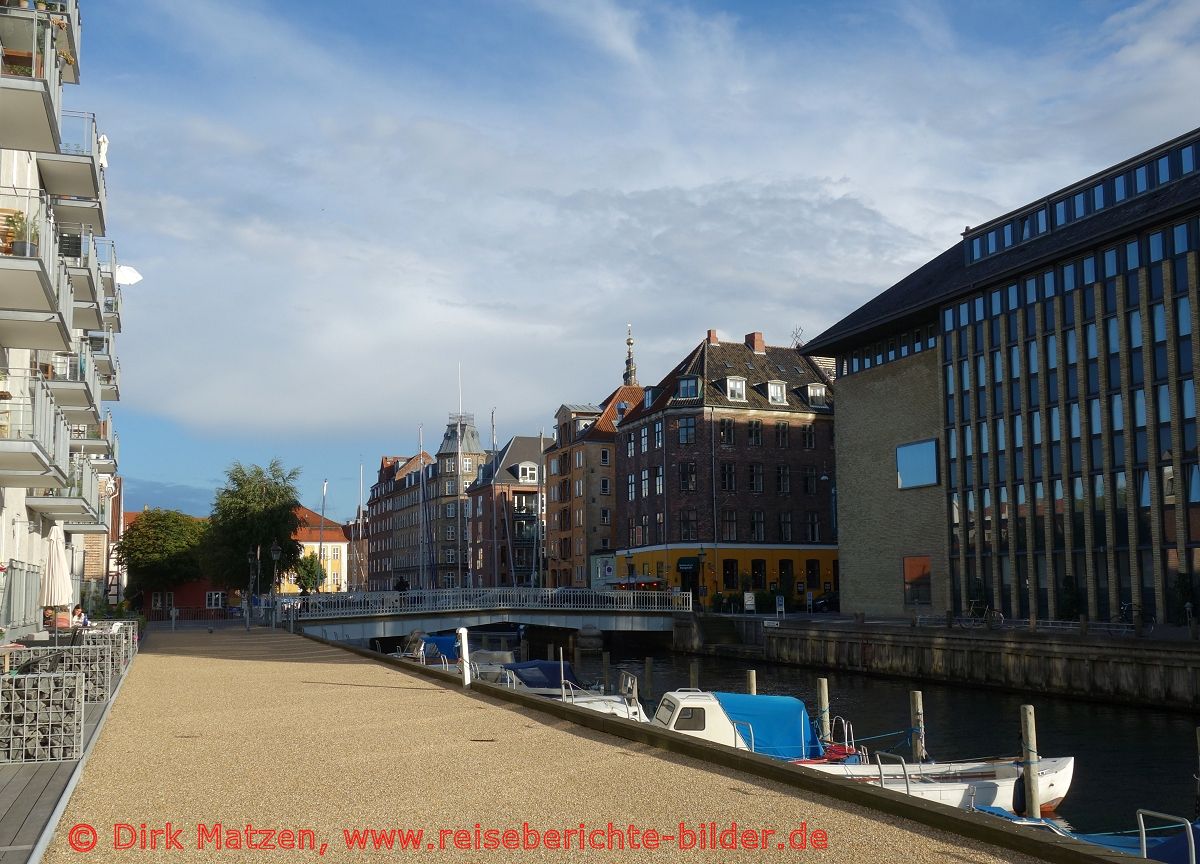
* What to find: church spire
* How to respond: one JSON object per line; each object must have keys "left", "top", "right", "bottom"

{"left": 623, "top": 324, "right": 638, "bottom": 386}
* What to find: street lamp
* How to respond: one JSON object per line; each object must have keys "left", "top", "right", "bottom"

{"left": 269, "top": 540, "right": 282, "bottom": 628}
{"left": 819, "top": 471, "right": 838, "bottom": 542}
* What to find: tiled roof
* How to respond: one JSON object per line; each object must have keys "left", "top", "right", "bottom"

{"left": 804, "top": 169, "right": 1200, "bottom": 356}
{"left": 620, "top": 335, "right": 830, "bottom": 428}
{"left": 583, "top": 384, "right": 646, "bottom": 440}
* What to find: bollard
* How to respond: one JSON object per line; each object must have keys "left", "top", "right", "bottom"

{"left": 747, "top": 669, "right": 757, "bottom": 695}
{"left": 1078, "top": 613, "right": 1088, "bottom": 638}
{"left": 910, "top": 691, "right": 926, "bottom": 761}
{"left": 644, "top": 657, "right": 654, "bottom": 700}
{"left": 1020, "top": 705, "right": 1041, "bottom": 817}
{"left": 689, "top": 658, "right": 700, "bottom": 689}
{"left": 457, "top": 627, "right": 471, "bottom": 688}
{"left": 817, "top": 678, "right": 830, "bottom": 741}
{"left": 602, "top": 651, "right": 611, "bottom": 693}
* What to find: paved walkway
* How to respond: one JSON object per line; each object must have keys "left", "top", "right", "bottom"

{"left": 42, "top": 629, "right": 1053, "bottom": 863}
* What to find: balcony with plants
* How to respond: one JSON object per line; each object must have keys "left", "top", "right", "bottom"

{"left": 27, "top": 449, "right": 97, "bottom": 520}
{"left": 0, "top": 368, "right": 69, "bottom": 486}
{"left": 32, "top": 336, "right": 98, "bottom": 421}
{"left": 0, "top": 186, "right": 73, "bottom": 350}
{"left": 0, "top": 6, "right": 66, "bottom": 152}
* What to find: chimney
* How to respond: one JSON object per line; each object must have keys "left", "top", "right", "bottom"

{"left": 745, "top": 331, "right": 765, "bottom": 354}
{"left": 707, "top": 329, "right": 719, "bottom": 345}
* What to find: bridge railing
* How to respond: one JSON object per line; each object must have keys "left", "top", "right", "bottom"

{"left": 289, "top": 588, "right": 692, "bottom": 620}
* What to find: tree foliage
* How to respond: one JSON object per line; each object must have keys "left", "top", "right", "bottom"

{"left": 115, "top": 509, "right": 206, "bottom": 595}
{"left": 293, "top": 553, "right": 325, "bottom": 594}
{"left": 203, "top": 460, "right": 303, "bottom": 591}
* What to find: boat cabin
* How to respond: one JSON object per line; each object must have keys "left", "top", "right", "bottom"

{"left": 650, "top": 690, "right": 824, "bottom": 760}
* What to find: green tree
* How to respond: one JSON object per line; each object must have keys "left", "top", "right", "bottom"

{"left": 203, "top": 460, "right": 303, "bottom": 591}
{"left": 115, "top": 509, "right": 207, "bottom": 597}
{"left": 293, "top": 553, "right": 325, "bottom": 594}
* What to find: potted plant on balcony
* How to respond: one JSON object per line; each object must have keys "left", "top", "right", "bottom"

{"left": 4, "top": 212, "right": 39, "bottom": 257}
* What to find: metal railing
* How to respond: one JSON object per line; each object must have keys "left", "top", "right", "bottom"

{"left": 36, "top": 336, "right": 98, "bottom": 395}
{"left": 0, "top": 9, "right": 63, "bottom": 138}
{"left": 94, "top": 236, "right": 116, "bottom": 286}
{"left": 0, "top": 369, "right": 70, "bottom": 472}
{"left": 0, "top": 559, "right": 42, "bottom": 630}
{"left": 29, "top": 450, "right": 97, "bottom": 514}
{"left": 59, "top": 111, "right": 105, "bottom": 201}
{"left": 69, "top": 410, "right": 114, "bottom": 449}
{"left": 915, "top": 615, "right": 1136, "bottom": 637}
{"left": 290, "top": 587, "right": 693, "bottom": 620}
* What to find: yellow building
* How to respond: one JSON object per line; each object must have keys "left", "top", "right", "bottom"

{"left": 278, "top": 505, "right": 350, "bottom": 593}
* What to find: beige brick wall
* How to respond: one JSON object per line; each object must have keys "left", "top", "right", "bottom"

{"left": 837, "top": 350, "right": 949, "bottom": 615}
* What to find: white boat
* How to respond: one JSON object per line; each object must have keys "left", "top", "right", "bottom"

{"left": 498, "top": 661, "right": 649, "bottom": 723}
{"left": 649, "top": 689, "right": 1072, "bottom": 813}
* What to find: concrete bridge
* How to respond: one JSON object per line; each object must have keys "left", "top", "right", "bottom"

{"left": 287, "top": 587, "right": 692, "bottom": 645}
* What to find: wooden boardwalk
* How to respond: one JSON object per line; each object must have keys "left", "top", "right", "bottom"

{"left": 0, "top": 705, "right": 102, "bottom": 863}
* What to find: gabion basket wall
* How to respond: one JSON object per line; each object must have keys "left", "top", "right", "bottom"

{"left": 8, "top": 645, "right": 113, "bottom": 704}
{"left": 0, "top": 673, "right": 84, "bottom": 763}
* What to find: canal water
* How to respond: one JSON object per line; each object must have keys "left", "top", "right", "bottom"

{"left": 571, "top": 650, "right": 1198, "bottom": 834}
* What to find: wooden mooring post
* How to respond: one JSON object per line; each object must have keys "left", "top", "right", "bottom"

{"left": 1021, "top": 705, "right": 1041, "bottom": 817}
{"left": 746, "top": 669, "right": 757, "bottom": 695}
{"left": 643, "top": 657, "right": 654, "bottom": 700}
{"left": 817, "top": 678, "right": 830, "bottom": 741}
{"left": 910, "top": 690, "right": 926, "bottom": 761}
{"left": 689, "top": 658, "right": 700, "bottom": 689}
{"left": 601, "top": 651, "right": 611, "bottom": 693}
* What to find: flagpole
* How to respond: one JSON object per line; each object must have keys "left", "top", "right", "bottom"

{"left": 318, "top": 479, "right": 327, "bottom": 592}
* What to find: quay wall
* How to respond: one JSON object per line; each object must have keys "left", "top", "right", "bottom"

{"left": 755, "top": 620, "right": 1200, "bottom": 710}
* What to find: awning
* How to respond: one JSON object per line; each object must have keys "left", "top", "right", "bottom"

{"left": 676, "top": 557, "right": 699, "bottom": 573}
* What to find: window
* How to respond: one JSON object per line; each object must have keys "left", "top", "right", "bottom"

{"left": 727, "top": 377, "right": 746, "bottom": 400}
{"left": 653, "top": 421, "right": 663, "bottom": 449}
{"left": 896, "top": 440, "right": 939, "bottom": 489}
{"left": 445, "top": 548, "right": 456, "bottom": 564}
{"left": 748, "top": 420, "right": 762, "bottom": 446}
{"left": 680, "top": 509, "right": 698, "bottom": 541}
{"left": 678, "top": 377, "right": 699, "bottom": 398}
{"left": 673, "top": 707, "right": 706, "bottom": 731}
{"left": 719, "top": 418, "right": 735, "bottom": 444}
{"left": 722, "top": 509, "right": 737, "bottom": 541}
{"left": 750, "top": 511, "right": 765, "bottom": 542}
{"left": 640, "top": 426, "right": 649, "bottom": 452}
{"left": 779, "top": 512, "right": 793, "bottom": 542}
{"left": 749, "top": 463, "right": 763, "bottom": 492}
{"left": 205, "top": 591, "right": 226, "bottom": 610}
{"left": 678, "top": 417, "right": 696, "bottom": 444}
{"left": 643, "top": 389, "right": 655, "bottom": 408}
{"left": 574, "top": 450, "right": 584, "bottom": 468}
{"left": 769, "top": 381, "right": 787, "bottom": 405}
{"left": 654, "top": 466, "right": 663, "bottom": 496}
{"left": 626, "top": 436, "right": 634, "bottom": 457}
{"left": 445, "top": 502, "right": 457, "bottom": 518}
{"left": 627, "top": 474, "right": 636, "bottom": 500}
{"left": 444, "top": 481, "right": 457, "bottom": 496}
{"left": 444, "top": 526, "right": 456, "bottom": 541}
{"left": 600, "top": 477, "right": 610, "bottom": 495}
{"left": 903, "top": 556, "right": 932, "bottom": 605}
{"left": 679, "top": 462, "right": 697, "bottom": 491}
{"left": 333, "top": 547, "right": 340, "bottom": 560}
{"left": 775, "top": 422, "right": 790, "bottom": 447}
{"left": 641, "top": 468, "right": 649, "bottom": 498}
{"left": 800, "top": 425, "right": 815, "bottom": 449}
{"left": 802, "top": 466, "right": 817, "bottom": 494}
{"left": 806, "top": 383, "right": 826, "bottom": 407}
{"left": 600, "top": 449, "right": 610, "bottom": 466}
{"left": 804, "top": 511, "right": 821, "bottom": 542}
{"left": 720, "top": 462, "right": 737, "bottom": 491}
{"left": 462, "top": 457, "right": 473, "bottom": 473}
{"left": 777, "top": 465, "right": 791, "bottom": 493}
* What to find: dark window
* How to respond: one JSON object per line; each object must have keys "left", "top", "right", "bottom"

{"left": 897, "top": 440, "right": 939, "bottom": 489}
{"left": 678, "top": 417, "right": 696, "bottom": 444}
{"left": 775, "top": 422, "right": 789, "bottom": 447}
{"left": 748, "top": 420, "right": 762, "bottom": 446}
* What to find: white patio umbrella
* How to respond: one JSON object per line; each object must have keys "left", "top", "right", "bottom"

{"left": 38, "top": 525, "right": 74, "bottom": 609}
{"left": 114, "top": 265, "right": 142, "bottom": 286}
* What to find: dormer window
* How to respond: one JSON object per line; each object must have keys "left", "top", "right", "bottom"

{"left": 519, "top": 463, "right": 539, "bottom": 482}
{"left": 807, "top": 383, "right": 828, "bottom": 407}
{"left": 768, "top": 380, "right": 787, "bottom": 405}
{"left": 726, "top": 377, "right": 746, "bottom": 401}
{"left": 644, "top": 388, "right": 656, "bottom": 408}
{"left": 676, "top": 378, "right": 698, "bottom": 399}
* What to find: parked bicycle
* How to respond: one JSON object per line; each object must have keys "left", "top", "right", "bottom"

{"left": 1116, "top": 601, "right": 1155, "bottom": 635}
{"left": 959, "top": 598, "right": 1004, "bottom": 629}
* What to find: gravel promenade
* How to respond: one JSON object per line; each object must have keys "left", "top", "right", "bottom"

{"left": 42, "top": 628, "right": 1054, "bottom": 863}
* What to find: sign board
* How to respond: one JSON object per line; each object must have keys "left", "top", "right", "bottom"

{"left": 604, "top": 563, "right": 614, "bottom": 577}
{"left": 775, "top": 595, "right": 785, "bottom": 617}
{"left": 744, "top": 592, "right": 756, "bottom": 613}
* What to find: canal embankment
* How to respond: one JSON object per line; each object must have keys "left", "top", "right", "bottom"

{"left": 674, "top": 613, "right": 1200, "bottom": 710}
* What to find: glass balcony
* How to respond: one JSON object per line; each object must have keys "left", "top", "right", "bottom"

{"left": 0, "top": 7, "right": 64, "bottom": 151}
{"left": 0, "top": 368, "right": 70, "bottom": 486}
{"left": 28, "top": 450, "right": 98, "bottom": 520}
{"left": 60, "top": 222, "right": 99, "bottom": 306}
{"left": 41, "top": 111, "right": 106, "bottom": 233}
{"left": 86, "top": 327, "right": 113, "bottom": 373}
{"left": 98, "top": 356, "right": 119, "bottom": 402}
{"left": 33, "top": 336, "right": 98, "bottom": 420}
{"left": 1, "top": 559, "right": 44, "bottom": 634}
{"left": 0, "top": 186, "right": 72, "bottom": 350}
{"left": 94, "top": 235, "right": 116, "bottom": 295}
{"left": 102, "top": 285, "right": 121, "bottom": 333}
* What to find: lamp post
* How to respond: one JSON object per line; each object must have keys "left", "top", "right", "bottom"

{"left": 269, "top": 540, "right": 282, "bottom": 628}
{"left": 245, "top": 549, "right": 256, "bottom": 632}
{"left": 695, "top": 546, "right": 706, "bottom": 607}
{"left": 624, "top": 551, "right": 634, "bottom": 587}
{"left": 819, "top": 471, "right": 838, "bottom": 542}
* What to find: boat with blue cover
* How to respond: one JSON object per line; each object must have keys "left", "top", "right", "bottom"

{"left": 974, "top": 805, "right": 1197, "bottom": 863}
{"left": 649, "top": 688, "right": 1073, "bottom": 812}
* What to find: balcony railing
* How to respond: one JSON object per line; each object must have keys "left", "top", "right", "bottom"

{"left": 1, "top": 187, "right": 57, "bottom": 276}
{"left": 29, "top": 451, "right": 98, "bottom": 515}
{"left": 35, "top": 337, "right": 98, "bottom": 406}
{"left": 0, "top": 560, "right": 43, "bottom": 631}
{"left": 94, "top": 236, "right": 116, "bottom": 289}
{"left": 98, "top": 356, "right": 119, "bottom": 400}
{"left": 0, "top": 8, "right": 63, "bottom": 141}
{"left": 0, "top": 369, "right": 70, "bottom": 472}
{"left": 69, "top": 410, "right": 114, "bottom": 449}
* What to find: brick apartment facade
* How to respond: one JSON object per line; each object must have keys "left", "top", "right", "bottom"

{"left": 615, "top": 330, "right": 838, "bottom": 606}
{"left": 468, "top": 435, "right": 550, "bottom": 586}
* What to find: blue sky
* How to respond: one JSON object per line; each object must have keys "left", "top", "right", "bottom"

{"left": 79, "top": 0, "right": 1200, "bottom": 521}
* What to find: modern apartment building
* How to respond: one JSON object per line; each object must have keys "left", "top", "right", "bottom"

{"left": 804, "top": 126, "right": 1200, "bottom": 623}
{"left": 0, "top": 1, "right": 124, "bottom": 635}
{"left": 544, "top": 335, "right": 644, "bottom": 588}
{"left": 468, "top": 434, "right": 550, "bottom": 587}
{"left": 615, "top": 330, "right": 837, "bottom": 606}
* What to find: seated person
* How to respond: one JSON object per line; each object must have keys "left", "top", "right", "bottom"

{"left": 71, "top": 604, "right": 89, "bottom": 628}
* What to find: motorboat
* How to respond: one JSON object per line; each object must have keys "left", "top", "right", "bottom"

{"left": 975, "top": 805, "right": 1197, "bottom": 863}
{"left": 649, "top": 689, "right": 1073, "bottom": 813}
{"left": 498, "top": 660, "right": 649, "bottom": 722}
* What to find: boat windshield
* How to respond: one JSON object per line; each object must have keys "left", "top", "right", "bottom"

{"left": 653, "top": 698, "right": 676, "bottom": 726}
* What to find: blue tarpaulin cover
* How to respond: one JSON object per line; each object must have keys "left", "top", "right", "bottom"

{"left": 712, "top": 692, "right": 824, "bottom": 760}
{"left": 422, "top": 635, "right": 459, "bottom": 661}
{"left": 501, "top": 660, "right": 582, "bottom": 689}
